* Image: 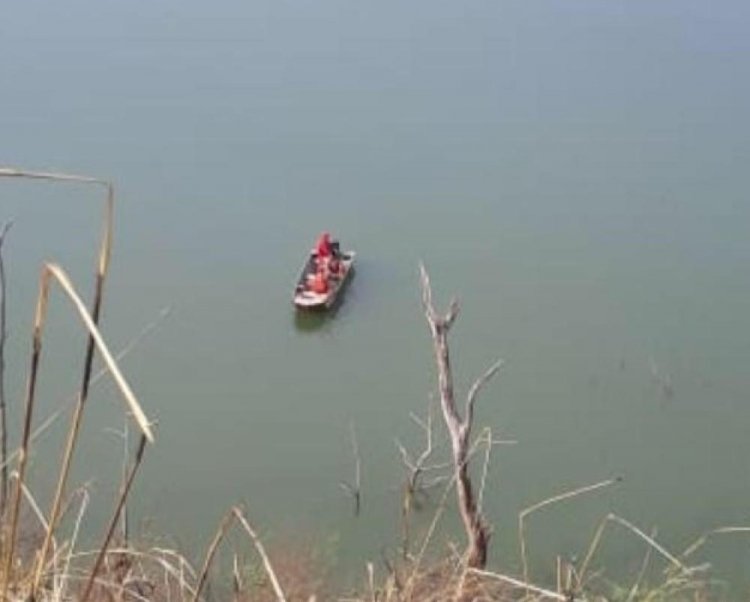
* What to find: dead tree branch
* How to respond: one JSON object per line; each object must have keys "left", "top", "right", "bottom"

{"left": 396, "top": 402, "right": 450, "bottom": 499}
{"left": 396, "top": 401, "right": 450, "bottom": 555}
{"left": 418, "top": 263, "right": 504, "bottom": 569}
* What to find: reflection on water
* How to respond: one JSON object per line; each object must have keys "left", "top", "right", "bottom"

{"left": 294, "top": 308, "right": 333, "bottom": 333}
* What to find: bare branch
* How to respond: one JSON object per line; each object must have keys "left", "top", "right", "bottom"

{"left": 399, "top": 401, "right": 446, "bottom": 556}
{"left": 464, "top": 359, "right": 504, "bottom": 437}
{"left": 418, "top": 263, "right": 436, "bottom": 324}
{"left": 408, "top": 410, "right": 429, "bottom": 432}
{"left": 444, "top": 297, "right": 460, "bottom": 330}
{"left": 395, "top": 439, "right": 415, "bottom": 471}
{"left": 419, "top": 263, "right": 490, "bottom": 568}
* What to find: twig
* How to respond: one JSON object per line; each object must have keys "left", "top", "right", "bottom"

{"left": 32, "top": 177, "right": 114, "bottom": 597}
{"left": 467, "top": 568, "right": 567, "bottom": 600}
{"left": 10, "top": 471, "right": 51, "bottom": 535}
{"left": 626, "top": 527, "right": 657, "bottom": 602}
{"left": 579, "top": 512, "right": 692, "bottom": 585}
{"left": 0, "top": 168, "right": 116, "bottom": 596}
{"left": 519, "top": 477, "right": 621, "bottom": 587}
{"left": 3, "top": 261, "right": 157, "bottom": 595}
{"left": 2, "top": 264, "right": 48, "bottom": 594}
{"left": 682, "top": 526, "right": 750, "bottom": 559}
{"left": 104, "top": 422, "right": 132, "bottom": 544}
{"left": 0, "top": 305, "right": 170, "bottom": 474}
{"left": 403, "top": 471, "right": 457, "bottom": 599}
{"left": 80, "top": 434, "right": 148, "bottom": 602}
{"left": 192, "top": 510, "right": 235, "bottom": 602}
{"left": 397, "top": 400, "right": 449, "bottom": 555}
{"left": 339, "top": 421, "right": 362, "bottom": 517}
{"left": 578, "top": 514, "right": 608, "bottom": 584}
{"left": 42, "top": 264, "right": 155, "bottom": 440}
{"left": 0, "top": 220, "right": 11, "bottom": 515}
{"left": 366, "top": 562, "right": 376, "bottom": 602}
{"left": 57, "top": 488, "right": 90, "bottom": 600}
{"left": 607, "top": 513, "right": 690, "bottom": 574}
{"left": 234, "top": 506, "right": 288, "bottom": 602}
{"left": 475, "top": 427, "right": 494, "bottom": 515}
{"left": 232, "top": 552, "right": 242, "bottom": 602}
{"left": 464, "top": 359, "right": 505, "bottom": 438}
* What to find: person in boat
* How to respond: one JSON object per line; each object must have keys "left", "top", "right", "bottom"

{"left": 315, "top": 232, "right": 333, "bottom": 258}
{"left": 307, "top": 264, "right": 329, "bottom": 294}
{"left": 327, "top": 254, "right": 342, "bottom": 279}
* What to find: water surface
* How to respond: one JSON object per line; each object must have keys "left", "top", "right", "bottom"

{"left": 1, "top": 0, "right": 750, "bottom": 589}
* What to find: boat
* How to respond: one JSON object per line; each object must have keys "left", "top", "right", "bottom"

{"left": 293, "top": 248, "right": 356, "bottom": 310}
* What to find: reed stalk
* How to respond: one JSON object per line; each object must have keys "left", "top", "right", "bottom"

{"left": 233, "top": 507, "right": 288, "bottom": 602}
{"left": 191, "top": 510, "right": 236, "bottom": 602}
{"left": 0, "top": 221, "right": 12, "bottom": 516}
{"left": 80, "top": 434, "right": 147, "bottom": 602}
{"left": 518, "top": 476, "right": 620, "bottom": 590}
{"left": 1, "top": 261, "right": 153, "bottom": 601}
{"left": 0, "top": 305, "right": 170, "bottom": 474}
{"left": 2, "top": 266, "right": 49, "bottom": 600}
{"left": 0, "top": 167, "right": 114, "bottom": 591}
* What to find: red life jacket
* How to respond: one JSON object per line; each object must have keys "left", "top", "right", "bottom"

{"left": 310, "top": 271, "right": 329, "bottom": 294}
{"left": 315, "top": 232, "right": 332, "bottom": 258}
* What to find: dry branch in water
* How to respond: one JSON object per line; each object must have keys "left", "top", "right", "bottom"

{"left": 396, "top": 401, "right": 450, "bottom": 555}
{"left": 418, "top": 263, "right": 504, "bottom": 569}
{"left": 339, "top": 421, "right": 362, "bottom": 517}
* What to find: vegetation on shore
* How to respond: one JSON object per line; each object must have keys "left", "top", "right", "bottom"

{"left": 0, "top": 168, "right": 745, "bottom": 601}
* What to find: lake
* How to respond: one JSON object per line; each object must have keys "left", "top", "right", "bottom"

{"left": 2, "top": 0, "right": 750, "bottom": 591}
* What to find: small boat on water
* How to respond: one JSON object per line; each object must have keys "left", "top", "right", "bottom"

{"left": 293, "top": 246, "right": 356, "bottom": 310}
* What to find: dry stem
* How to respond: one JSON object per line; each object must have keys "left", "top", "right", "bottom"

{"left": 192, "top": 510, "right": 235, "bottom": 602}
{"left": 80, "top": 434, "right": 148, "bottom": 602}
{"left": 518, "top": 476, "right": 620, "bottom": 587}
{"left": 233, "top": 507, "right": 288, "bottom": 602}
{"left": 0, "top": 220, "right": 11, "bottom": 515}
{"left": 339, "top": 421, "right": 362, "bottom": 517}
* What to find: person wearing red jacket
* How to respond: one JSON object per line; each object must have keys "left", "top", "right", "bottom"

{"left": 308, "top": 268, "right": 329, "bottom": 294}
{"left": 315, "top": 232, "right": 332, "bottom": 258}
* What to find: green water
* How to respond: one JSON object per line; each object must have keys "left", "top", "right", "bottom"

{"left": 2, "top": 0, "right": 750, "bottom": 590}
